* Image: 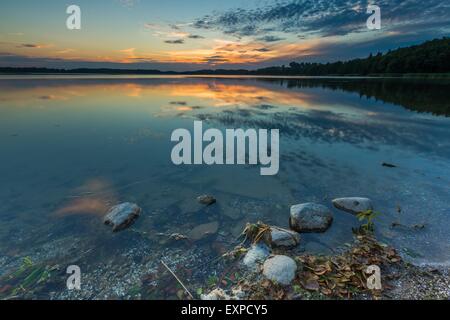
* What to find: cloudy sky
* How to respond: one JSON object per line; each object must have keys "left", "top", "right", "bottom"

{"left": 0, "top": 0, "right": 448, "bottom": 71}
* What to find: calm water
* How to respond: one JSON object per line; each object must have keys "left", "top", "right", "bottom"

{"left": 0, "top": 76, "right": 449, "bottom": 298}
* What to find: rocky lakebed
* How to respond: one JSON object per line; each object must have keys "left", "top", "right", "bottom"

{"left": 1, "top": 195, "right": 448, "bottom": 300}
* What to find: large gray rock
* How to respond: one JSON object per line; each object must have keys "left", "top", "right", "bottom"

{"left": 270, "top": 226, "right": 300, "bottom": 248}
{"left": 289, "top": 203, "right": 333, "bottom": 233}
{"left": 263, "top": 255, "right": 297, "bottom": 285}
{"left": 332, "top": 197, "right": 373, "bottom": 215}
{"left": 243, "top": 243, "right": 270, "bottom": 271}
{"left": 103, "top": 202, "right": 141, "bottom": 232}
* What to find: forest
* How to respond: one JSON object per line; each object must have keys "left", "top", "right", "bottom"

{"left": 255, "top": 37, "right": 450, "bottom": 76}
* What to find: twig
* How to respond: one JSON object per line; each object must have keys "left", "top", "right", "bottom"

{"left": 160, "top": 260, "right": 194, "bottom": 300}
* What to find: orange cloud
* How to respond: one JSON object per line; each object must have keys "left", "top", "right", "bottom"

{"left": 161, "top": 38, "right": 322, "bottom": 65}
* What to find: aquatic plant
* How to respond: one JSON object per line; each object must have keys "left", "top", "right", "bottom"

{"left": 354, "top": 210, "right": 380, "bottom": 234}
{"left": 0, "top": 257, "right": 57, "bottom": 299}
{"left": 240, "top": 221, "right": 272, "bottom": 246}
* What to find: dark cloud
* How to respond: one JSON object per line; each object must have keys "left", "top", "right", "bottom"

{"left": 164, "top": 39, "right": 185, "bottom": 44}
{"left": 203, "top": 54, "right": 229, "bottom": 64}
{"left": 188, "top": 34, "right": 205, "bottom": 39}
{"left": 257, "top": 35, "right": 285, "bottom": 42}
{"left": 169, "top": 24, "right": 181, "bottom": 30}
{"left": 196, "top": 104, "right": 449, "bottom": 157}
{"left": 0, "top": 53, "right": 65, "bottom": 64}
{"left": 170, "top": 101, "right": 188, "bottom": 105}
{"left": 255, "top": 47, "right": 272, "bottom": 52}
{"left": 0, "top": 52, "right": 216, "bottom": 71}
{"left": 194, "top": 0, "right": 449, "bottom": 38}
{"left": 17, "top": 43, "right": 40, "bottom": 48}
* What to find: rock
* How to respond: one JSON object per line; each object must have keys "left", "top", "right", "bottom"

{"left": 201, "top": 288, "right": 230, "bottom": 300}
{"left": 270, "top": 226, "right": 300, "bottom": 248}
{"left": 289, "top": 203, "right": 333, "bottom": 233}
{"left": 103, "top": 202, "right": 141, "bottom": 232}
{"left": 201, "top": 287, "right": 246, "bottom": 300}
{"left": 169, "top": 233, "right": 188, "bottom": 241}
{"left": 188, "top": 221, "right": 219, "bottom": 240}
{"left": 243, "top": 243, "right": 270, "bottom": 271}
{"left": 197, "top": 195, "right": 216, "bottom": 206}
{"left": 332, "top": 197, "right": 373, "bottom": 215}
{"left": 262, "top": 255, "right": 297, "bottom": 285}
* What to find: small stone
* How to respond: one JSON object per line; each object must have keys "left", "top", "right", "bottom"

{"left": 103, "top": 202, "right": 141, "bottom": 232}
{"left": 263, "top": 255, "right": 297, "bottom": 285}
{"left": 290, "top": 203, "right": 333, "bottom": 233}
{"left": 188, "top": 221, "right": 219, "bottom": 240}
{"left": 169, "top": 233, "right": 188, "bottom": 241}
{"left": 270, "top": 226, "right": 300, "bottom": 248}
{"left": 197, "top": 195, "right": 216, "bottom": 206}
{"left": 243, "top": 243, "right": 271, "bottom": 271}
{"left": 332, "top": 197, "right": 373, "bottom": 215}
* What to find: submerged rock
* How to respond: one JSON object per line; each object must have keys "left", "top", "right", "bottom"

{"left": 262, "top": 255, "right": 297, "bottom": 285}
{"left": 169, "top": 233, "right": 188, "bottom": 241}
{"left": 197, "top": 195, "right": 216, "bottom": 206}
{"left": 201, "top": 288, "right": 230, "bottom": 300}
{"left": 188, "top": 221, "right": 219, "bottom": 240}
{"left": 243, "top": 243, "right": 271, "bottom": 271}
{"left": 289, "top": 203, "right": 333, "bottom": 233}
{"left": 332, "top": 197, "right": 373, "bottom": 215}
{"left": 103, "top": 202, "right": 141, "bottom": 232}
{"left": 270, "top": 226, "right": 300, "bottom": 248}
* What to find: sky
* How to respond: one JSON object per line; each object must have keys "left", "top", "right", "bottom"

{"left": 0, "top": 0, "right": 449, "bottom": 71}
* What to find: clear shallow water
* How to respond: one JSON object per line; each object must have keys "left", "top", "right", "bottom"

{"left": 0, "top": 76, "right": 449, "bottom": 298}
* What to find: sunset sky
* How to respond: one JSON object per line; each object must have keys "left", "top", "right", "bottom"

{"left": 0, "top": 0, "right": 449, "bottom": 71}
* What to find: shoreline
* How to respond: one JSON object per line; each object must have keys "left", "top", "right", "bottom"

{"left": 200, "top": 232, "right": 450, "bottom": 301}
{"left": 1, "top": 223, "right": 449, "bottom": 300}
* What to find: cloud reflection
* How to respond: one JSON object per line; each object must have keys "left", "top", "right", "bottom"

{"left": 55, "top": 178, "right": 116, "bottom": 217}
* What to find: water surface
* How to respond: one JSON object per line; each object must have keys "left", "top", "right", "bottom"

{"left": 0, "top": 76, "right": 449, "bottom": 298}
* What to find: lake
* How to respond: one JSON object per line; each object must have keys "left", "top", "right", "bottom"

{"left": 0, "top": 75, "right": 449, "bottom": 299}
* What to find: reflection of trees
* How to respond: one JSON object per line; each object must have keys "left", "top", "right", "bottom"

{"left": 260, "top": 78, "right": 450, "bottom": 117}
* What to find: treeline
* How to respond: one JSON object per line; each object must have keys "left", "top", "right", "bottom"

{"left": 255, "top": 37, "right": 450, "bottom": 75}
{"left": 1, "top": 38, "right": 449, "bottom": 76}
